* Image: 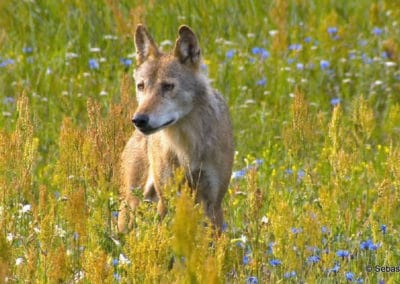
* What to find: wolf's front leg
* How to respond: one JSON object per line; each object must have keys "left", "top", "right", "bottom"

{"left": 118, "top": 193, "right": 139, "bottom": 233}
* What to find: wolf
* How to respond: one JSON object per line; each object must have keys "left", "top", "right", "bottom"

{"left": 118, "top": 24, "right": 234, "bottom": 233}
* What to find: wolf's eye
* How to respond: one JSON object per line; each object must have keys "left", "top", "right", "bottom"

{"left": 137, "top": 82, "right": 145, "bottom": 91}
{"left": 161, "top": 82, "right": 175, "bottom": 92}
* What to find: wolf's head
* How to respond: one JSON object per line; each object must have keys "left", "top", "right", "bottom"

{"left": 132, "top": 24, "right": 205, "bottom": 135}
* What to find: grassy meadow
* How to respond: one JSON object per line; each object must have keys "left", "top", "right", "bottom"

{"left": 1, "top": 0, "right": 400, "bottom": 282}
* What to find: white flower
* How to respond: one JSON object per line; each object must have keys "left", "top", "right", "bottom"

{"left": 119, "top": 253, "right": 131, "bottom": 265}
{"left": 15, "top": 257, "right": 24, "bottom": 266}
{"left": 21, "top": 204, "right": 31, "bottom": 213}
{"left": 6, "top": 233, "right": 13, "bottom": 242}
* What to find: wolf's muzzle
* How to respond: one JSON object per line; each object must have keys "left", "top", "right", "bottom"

{"left": 132, "top": 114, "right": 149, "bottom": 129}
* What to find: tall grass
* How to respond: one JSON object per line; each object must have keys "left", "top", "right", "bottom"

{"left": 1, "top": 0, "right": 400, "bottom": 282}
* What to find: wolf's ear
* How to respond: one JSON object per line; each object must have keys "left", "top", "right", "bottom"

{"left": 135, "top": 24, "right": 160, "bottom": 65}
{"left": 174, "top": 25, "right": 201, "bottom": 69}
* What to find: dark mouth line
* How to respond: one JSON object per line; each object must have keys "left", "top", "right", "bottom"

{"left": 138, "top": 119, "right": 175, "bottom": 135}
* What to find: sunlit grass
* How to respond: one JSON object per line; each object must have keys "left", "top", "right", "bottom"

{"left": 1, "top": 0, "right": 400, "bottom": 282}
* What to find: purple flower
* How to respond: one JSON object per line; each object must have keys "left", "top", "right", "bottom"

{"left": 22, "top": 47, "right": 33, "bottom": 54}
{"left": 256, "top": 77, "right": 267, "bottom": 86}
{"left": 327, "top": 27, "right": 338, "bottom": 36}
{"left": 331, "top": 98, "right": 341, "bottom": 106}
{"left": 226, "top": 50, "right": 235, "bottom": 59}
{"left": 269, "top": 259, "right": 281, "bottom": 266}
{"left": 380, "top": 224, "right": 387, "bottom": 234}
{"left": 307, "top": 255, "right": 320, "bottom": 264}
{"left": 120, "top": 58, "right": 132, "bottom": 68}
{"left": 346, "top": 272, "right": 354, "bottom": 281}
{"left": 284, "top": 271, "right": 296, "bottom": 278}
{"left": 328, "top": 263, "right": 340, "bottom": 273}
{"left": 336, "top": 250, "right": 349, "bottom": 258}
{"left": 296, "top": 63, "right": 304, "bottom": 70}
{"left": 360, "top": 239, "right": 379, "bottom": 251}
{"left": 320, "top": 60, "right": 330, "bottom": 70}
{"left": 372, "top": 27, "right": 383, "bottom": 36}
{"left": 289, "top": 44, "right": 302, "bottom": 51}
{"left": 89, "top": 58, "right": 99, "bottom": 69}
{"left": 243, "top": 255, "right": 251, "bottom": 265}
{"left": 246, "top": 276, "right": 258, "bottom": 284}
{"left": 0, "top": 59, "right": 15, "bottom": 67}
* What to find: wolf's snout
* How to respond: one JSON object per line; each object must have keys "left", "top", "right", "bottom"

{"left": 132, "top": 114, "right": 149, "bottom": 128}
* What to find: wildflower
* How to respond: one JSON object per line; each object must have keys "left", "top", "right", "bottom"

{"left": 307, "top": 255, "right": 320, "bottom": 264}
{"left": 345, "top": 272, "right": 354, "bottom": 281}
{"left": 243, "top": 254, "right": 251, "bottom": 265}
{"left": 231, "top": 169, "right": 246, "bottom": 180}
{"left": 372, "top": 27, "right": 383, "bottom": 36}
{"left": 362, "top": 54, "right": 372, "bottom": 64}
{"left": 256, "top": 77, "right": 267, "bottom": 86}
{"left": 360, "top": 239, "right": 380, "bottom": 251}
{"left": 288, "top": 44, "right": 302, "bottom": 51}
{"left": 327, "top": 27, "right": 338, "bottom": 36}
{"left": 114, "top": 272, "right": 121, "bottom": 282}
{"left": 246, "top": 276, "right": 258, "bottom": 284}
{"left": 297, "top": 169, "right": 305, "bottom": 180}
{"left": 21, "top": 204, "right": 31, "bottom": 214}
{"left": 89, "top": 58, "right": 99, "bottom": 69}
{"left": 89, "top": 47, "right": 101, "bottom": 53}
{"left": 285, "top": 169, "right": 293, "bottom": 175}
{"left": 336, "top": 250, "right": 350, "bottom": 258}
{"left": 331, "top": 98, "right": 341, "bottom": 106}
{"left": 226, "top": 50, "right": 235, "bottom": 59}
{"left": 304, "top": 36, "right": 312, "bottom": 43}
{"left": 321, "top": 226, "right": 329, "bottom": 234}
{"left": 6, "top": 233, "right": 13, "bottom": 242}
{"left": 269, "top": 259, "right": 281, "bottom": 266}
{"left": 22, "top": 47, "right": 33, "bottom": 54}
{"left": 296, "top": 63, "right": 304, "bottom": 70}
{"left": 320, "top": 60, "right": 330, "bottom": 70}
{"left": 119, "top": 253, "right": 131, "bottom": 265}
{"left": 328, "top": 263, "right": 340, "bottom": 273}
{"left": 112, "top": 258, "right": 119, "bottom": 266}
{"left": 0, "top": 59, "right": 15, "bottom": 67}
{"left": 15, "top": 257, "right": 24, "bottom": 266}
{"left": 3, "top": 97, "right": 15, "bottom": 105}
{"left": 112, "top": 211, "right": 119, "bottom": 218}
{"left": 120, "top": 58, "right": 132, "bottom": 68}
{"left": 222, "top": 222, "right": 228, "bottom": 232}
{"left": 251, "top": 47, "right": 269, "bottom": 59}
{"left": 284, "top": 271, "right": 297, "bottom": 278}
{"left": 291, "top": 227, "right": 303, "bottom": 234}
{"left": 267, "top": 242, "right": 274, "bottom": 254}
{"left": 380, "top": 224, "right": 387, "bottom": 234}
{"left": 73, "top": 232, "right": 79, "bottom": 241}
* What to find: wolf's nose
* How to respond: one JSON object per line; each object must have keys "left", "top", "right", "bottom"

{"left": 132, "top": 114, "right": 149, "bottom": 128}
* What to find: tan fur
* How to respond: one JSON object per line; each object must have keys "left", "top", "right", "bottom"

{"left": 118, "top": 24, "right": 234, "bottom": 233}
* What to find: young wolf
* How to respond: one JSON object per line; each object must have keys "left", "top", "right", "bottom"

{"left": 118, "top": 24, "right": 234, "bottom": 233}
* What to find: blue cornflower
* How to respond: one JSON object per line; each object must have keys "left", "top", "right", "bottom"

{"left": 89, "top": 58, "right": 99, "bottom": 69}
{"left": 296, "top": 63, "right": 304, "bottom": 71}
{"left": 328, "top": 263, "right": 340, "bottom": 273}
{"left": 345, "top": 272, "right": 355, "bottom": 281}
{"left": 327, "top": 27, "right": 338, "bottom": 36}
{"left": 336, "top": 250, "right": 349, "bottom": 258}
{"left": 251, "top": 47, "right": 269, "bottom": 59}
{"left": 231, "top": 169, "right": 246, "bottom": 180}
{"left": 331, "top": 98, "right": 341, "bottom": 106}
{"left": 380, "top": 224, "right": 387, "bottom": 234}
{"left": 360, "top": 239, "right": 379, "bottom": 251}
{"left": 320, "top": 60, "right": 330, "bottom": 70}
{"left": 372, "top": 27, "right": 383, "bottom": 36}
{"left": 114, "top": 272, "right": 121, "bottom": 282}
{"left": 307, "top": 255, "right": 320, "bottom": 264}
{"left": 112, "top": 211, "right": 119, "bottom": 218}
{"left": 0, "top": 59, "right": 15, "bottom": 67}
{"left": 73, "top": 232, "right": 79, "bottom": 241}
{"left": 284, "top": 271, "right": 296, "bottom": 278}
{"left": 226, "top": 50, "right": 235, "bottom": 59}
{"left": 304, "top": 36, "right": 312, "bottom": 43}
{"left": 297, "top": 169, "right": 305, "bottom": 180}
{"left": 321, "top": 226, "right": 329, "bottom": 234}
{"left": 243, "top": 254, "right": 251, "bottom": 265}
{"left": 256, "top": 77, "right": 267, "bottom": 86}
{"left": 22, "top": 47, "right": 33, "bottom": 54}
{"left": 285, "top": 169, "right": 294, "bottom": 175}
{"left": 267, "top": 242, "right": 274, "bottom": 254}
{"left": 269, "top": 259, "right": 281, "bottom": 267}
{"left": 246, "top": 276, "right": 258, "bottom": 284}
{"left": 120, "top": 58, "right": 132, "bottom": 68}
{"left": 362, "top": 54, "right": 372, "bottom": 64}
{"left": 291, "top": 227, "right": 303, "bottom": 234}
{"left": 288, "top": 44, "right": 302, "bottom": 51}
{"left": 3, "top": 97, "right": 15, "bottom": 105}
{"left": 112, "top": 258, "right": 119, "bottom": 266}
